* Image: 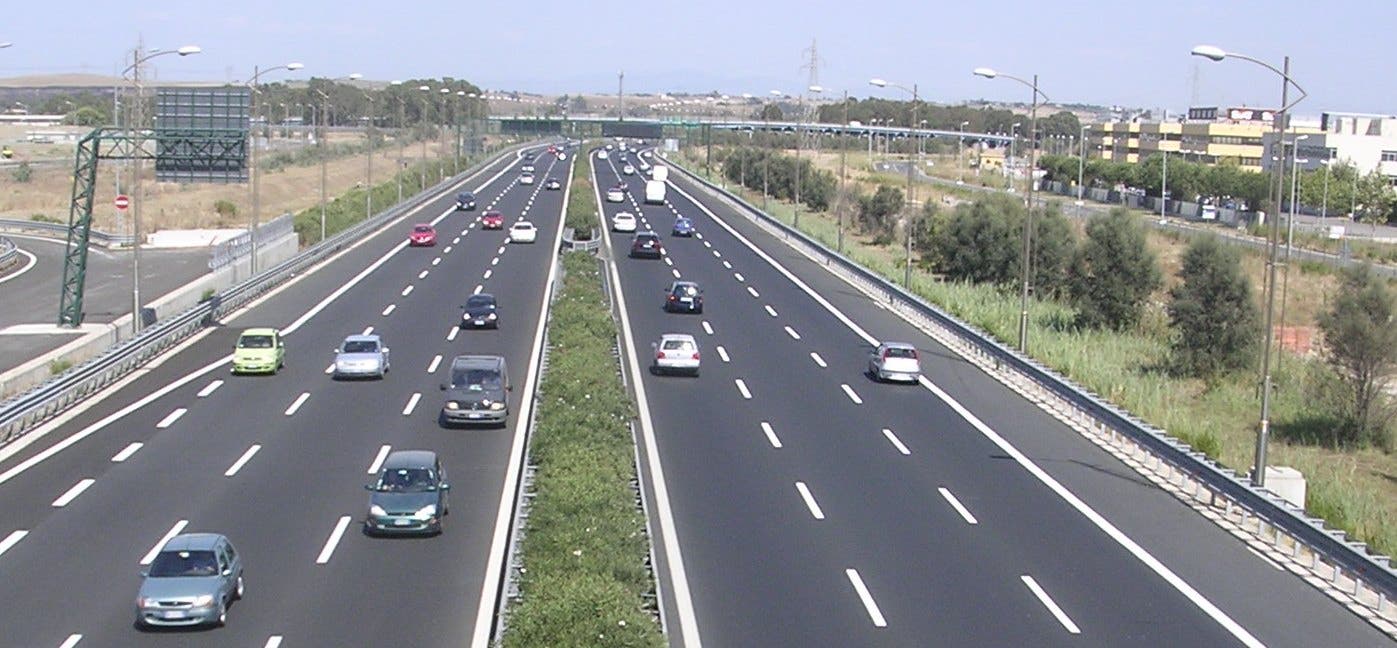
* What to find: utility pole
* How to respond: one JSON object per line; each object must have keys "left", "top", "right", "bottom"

{"left": 129, "top": 42, "right": 145, "bottom": 334}
{"left": 618, "top": 71, "right": 624, "bottom": 121}
{"left": 838, "top": 90, "right": 849, "bottom": 253}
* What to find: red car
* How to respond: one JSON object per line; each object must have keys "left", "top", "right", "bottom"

{"left": 482, "top": 211, "right": 505, "bottom": 230}
{"left": 409, "top": 224, "right": 437, "bottom": 246}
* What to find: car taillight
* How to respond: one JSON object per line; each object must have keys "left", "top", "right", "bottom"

{"left": 656, "top": 351, "right": 665, "bottom": 360}
{"left": 691, "top": 352, "right": 700, "bottom": 360}
{"left": 668, "top": 295, "right": 676, "bottom": 301}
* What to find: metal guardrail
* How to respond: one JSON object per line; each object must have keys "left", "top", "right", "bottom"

{"left": 663, "top": 154, "right": 1397, "bottom": 618}
{"left": 208, "top": 214, "right": 296, "bottom": 270}
{"left": 561, "top": 228, "right": 601, "bottom": 252}
{"left": 0, "top": 142, "right": 536, "bottom": 446}
{"left": 0, "top": 236, "right": 16, "bottom": 271}
{"left": 0, "top": 218, "right": 135, "bottom": 246}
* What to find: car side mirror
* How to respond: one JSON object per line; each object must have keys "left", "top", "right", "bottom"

{"left": 440, "top": 483, "right": 451, "bottom": 491}
{"left": 439, "top": 383, "right": 448, "bottom": 391}
{"left": 364, "top": 484, "right": 375, "bottom": 491}
{"left": 222, "top": 568, "right": 232, "bottom": 577}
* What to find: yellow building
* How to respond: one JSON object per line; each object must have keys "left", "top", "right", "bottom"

{"left": 1088, "top": 107, "right": 1320, "bottom": 172}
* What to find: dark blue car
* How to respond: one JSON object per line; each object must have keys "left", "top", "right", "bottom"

{"left": 672, "top": 216, "right": 695, "bottom": 237}
{"left": 456, "top": 192, "right": 476, "bottom": 211}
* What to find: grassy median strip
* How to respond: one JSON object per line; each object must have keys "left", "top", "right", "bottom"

{"left": 501, "top": 250, "right": 663, "bottom": 646}
{"left": 566, "top": 142, "right": 599, "bottom": 238}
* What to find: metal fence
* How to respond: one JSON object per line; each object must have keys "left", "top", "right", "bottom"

{"left": 0, "top": 236, "right": 16, "bottom": 271}
{"left": 208, "top": 213, "right": 296, "bottom": 270}
{"left": 0, "top": 142, "right": 535, "bottom": 446}
{"left": 663, "top": 154, "right": 1397, "bottom": 621}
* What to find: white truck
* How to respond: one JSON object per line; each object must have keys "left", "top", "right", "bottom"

{"left": 645, "top": 165, "right": 669, "bottom": 204}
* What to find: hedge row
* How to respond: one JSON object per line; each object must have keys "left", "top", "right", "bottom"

{"left": 566, "top": 142, "right": 598, "bottom": 239}
{"left": 501, "top": 252, "right": 663, "bottom": 647}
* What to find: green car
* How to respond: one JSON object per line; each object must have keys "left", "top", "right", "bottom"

{"left": 231, "top": 328, "right": 285, "bottom": 375}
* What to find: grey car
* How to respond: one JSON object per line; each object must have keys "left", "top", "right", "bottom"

{"left": 135, "top": 533, "right": 244, "bottom": 628}
{"left": 868, "top": 342, "right": 922, "bottom": 383}
{"left": 332, "top": 334, "right": 390, "bottom": 379}
{"left": 364, "top": 450, "right": 451, "bottom": 535}
{"left": 439, "top": 355, "right": 511, "bottom": 427}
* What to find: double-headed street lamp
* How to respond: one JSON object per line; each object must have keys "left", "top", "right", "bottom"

{"left": 418, "top": 85, "right": 432, "bottom": 188}
{"left": 1191, "top": 44, "right": 1307, "bottom": 489}
{"left": 974, "top": 66, "right": 1050, "bottom": 353}
{"left": 868, "top": 77, "right": 919, "bottom": 287}
{"left": 123, "top": 43, "right": 202, "bottom": 334}
{"left": 246, "top": 62, "right": 305, "bottom": 275}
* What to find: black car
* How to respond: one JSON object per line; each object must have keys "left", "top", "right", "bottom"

{"left": 461, "top": 293, "right": 499, "bottom": 329}
{"left": 455, "top": 191, "right": 476, "bottom": 211}
{"left": 524, "top": 152, "right": 536, "bottom": 160}
{"left": 544, "top": 178, "right": 562, "bottom": 190}
{"left": 629, "top": 232, "right": 663, "bottom": 259}
{"left": 664, "top": 281, "right": 703, "bottom": 313}
{"left": 363, "top": 450, "right": 450, "bottom": 536}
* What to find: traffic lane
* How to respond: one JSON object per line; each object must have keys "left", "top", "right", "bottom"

{"left": 662, "top": 168, "right": 1388, "bottom": 645}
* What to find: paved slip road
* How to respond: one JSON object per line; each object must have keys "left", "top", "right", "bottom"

{"left": 0, "top": 143, "right": 568, "bottom": 646}
{"left": 0, "top": 233, "right": 209, "bottom": 373}
{"left": 597, "top": 150, "right": 1392, "bottom": 647}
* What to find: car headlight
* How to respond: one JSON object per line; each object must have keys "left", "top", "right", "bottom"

{"left": 370, "top": 504, "right": 387, "bottom": 517}
{"left": 446, "top": 401, "right": 460, "bottom": 410}
{"left": 487, "top": 313, "right": 497, "bottom": 320}
{"left": 415, "top": 504, "right": 437, "bottom": 519}
{"left": 192, "top": 594, "right": 215, "bottom": 607}
{"left": 489, "top": 401, "right": 507, "bottom": 411}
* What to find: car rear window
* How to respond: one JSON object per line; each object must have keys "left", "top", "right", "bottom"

{"left": 343, "top": 340, "right": 378, "bottom": 353}
{"left": 884, "top": 347, "right": 918, "bottom": 359}
{"left": 149, "top": 550, "right": 219, "bottom": 577}
{"left": 414, "top": 225, "right": 432, "bottom": 233}
{"left": 662, "top": 340, "right": 694, "bottom": 351}
{"left": 238, "top": 335, "right": 273, "bottom": 349}
{"left": 467, "top": 296, "right": 495, "bottom": 308}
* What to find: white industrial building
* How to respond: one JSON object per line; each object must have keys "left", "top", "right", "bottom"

{"left": 1262, "top": 112, "right": 1397, "bottom": 185}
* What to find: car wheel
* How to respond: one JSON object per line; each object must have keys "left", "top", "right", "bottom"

{"left": 691, "top": 368, "right": 700, "bottom": 377}
{"left": 234, "top": 575, "right": 245, "bottom": 600}
{"left": 695, "top": 306, "right": 704, "bottom": 315}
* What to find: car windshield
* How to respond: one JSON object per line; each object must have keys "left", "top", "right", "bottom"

{"left": 376, "top": 468, "right": 438, "bottom": 492}
{"left": 458, "top": 193, "right": 473, "bottom": 201}
{"left": 238, "top": 335, "right": 273, "bottom": 349}
{"left": 451, "top": 368, "right": 502, "bottom": 391}
{"left": 342, "top": 340, "right": 378, "bottom": 354}
{"left": 884, "top": 347, "right": 917, "bottom": 359}
{"left": 414, "top": 225, "right": 432, "bottom": 233}
{"left": 513, "top": 223, "right": 532, "bottom": 230}
{"left": 466, "top": 296, "right": 495, "bottom": 308}
{"left": 148, "top": 550, "right": 219, "bottom": 578}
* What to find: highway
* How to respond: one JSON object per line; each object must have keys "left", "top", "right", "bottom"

{"left": 595, "top": 149, "right": 1391, "bottom": 646}
{"left": 0, "top": 143, "right": 568, "bottom": 646}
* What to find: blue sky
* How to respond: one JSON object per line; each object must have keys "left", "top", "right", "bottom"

{"left": 4, "top": 0, "right": 1393, "bottom": 116}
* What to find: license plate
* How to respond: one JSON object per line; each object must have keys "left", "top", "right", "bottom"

{"left": 680, "top": 298, "right": 692, "bottom": 303}
{"left": 394, "top": 519, "right": 412, "bottom": 526}
{"left": 468, "top": 413, "right": 483, "bottom": 419}
{"left": 162, "top": 611, "right": 183, "bottom": 619}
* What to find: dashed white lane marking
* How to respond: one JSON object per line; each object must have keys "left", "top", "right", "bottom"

{"left": 703, "top": 240, "right": 712, "bottom": 248}
{"left": 1247, "top": 546, "right": 1284, "bottom": 571}
{"left": 0, "top": 530, "right": 27, "bottom": 558}
{"left": 784, "top": 326, "right": 800, "bottom": 339}
{"left": 735, "top": 379, "right": 752, "bottom": 399}
{"left": 695, "top": 232, "right": 704, "bottom": 239}
{"left": 453, "top": 237, "right": 461, "bottom": 244}
{"left": 841, "top": 384, "right": 863, "bottom": 405}
{"left": 795, "top": 481, "right": 826, "bottom": 520}
{"left": 722, "top": 260, "right": 732, "bottom": 269}
{"left": 224, "top": 444, "right": 263, "bottom": 477}
{"left": 284, "top": 392, "right": 311, "bottom": 416}
{"left": 315, "top": 516, "right": 353, "bottom": 565}
{"left": 111, "top": 442, "right": 142, "bottom": 462}
{"left": 701, "top": 321, "right": 714, "bottom": 335}
{"left": 497, "top": 245, "right": 507, "bottom": 255}
{"left": 474, "top": 284, "right": 484, "bottom": 295}
{"left": 1022, "top": 576, "right": 1081, "bottom": 634}
{"left": 264, "top": 637, "right": 284, "bottom": 648}
{"left": 59, "top": 635, "right": 83, "bottom": 648}
{"left": 846, "top": 569, "right": 888, "bottom": 627}
{"left": 484, "top": 270, "right": 493, "bottom": 280}
{"left": 324, "top": 363, "right": 335, "bottom": 374}
{"left": 444, "top": 245, "right": 453, "bottom": 254}
{"left": 362, "top": 326, "right": 374, "bottom": 335}
{"left": 382, "top": 304, "right": 396, "bottom": 316}
{"left": 491, "top": 257, "right": 501, "bottom": 266}
{"left": 810, "top": 352, "right": 827, "bottom": 368}
{"left": 142, "top": 520, "right": 189, "bottom": 564}
{"left": 363, "top": 445, "right": 396, "bottom": 480}
{"left": 664, "top": 256, "right": 674, "bottom": 266}
{"left": 764, "top": 305, "right": 778, "bottom": 317}
{"left": 401, "top": 285, "right": 414, "bottom": 297}
{"left": 419, "top": 270, "right": 430, "bottom": 279}
{"left": 671, "top": 268, "right": 682, "bottom": 279}
{"left": 716, "top": 346, "right": 730, "bottom": 363}
{"left": 196, "top": 380, "right": 223, "bottom": 397}
{"left": 402, "top": 393, "right": 422, "bottom": 416}
{"left": 734, "top": 272, "right": 745, "bottom": 282}
{"left": 713, "top": 250, "right": 722, "bottom": 258}
{"left": 51, "top": 478, "right": 95, "bottom": 507}
{"left": 447, "top": 327, "right": 460, "bottom": 342}
{"left": 155, "top": 408, "right": 187, "bottom": 429}
{"left": 432, "top": 258, "right": 441, "bottom": 266}
{"left": 760, "top": 421, "right": 782, "bottom": 448}
{"left": 882, "top": 428, "right": 911, "bottom": 455}
{"left": 938, "top": 487, "right": 978, "bottom": 524}
{"left": 747, "top": 287, "right": 761, "bottom": 298}
{"left": 427, "top": 355, "right": 442, "bottom": 373}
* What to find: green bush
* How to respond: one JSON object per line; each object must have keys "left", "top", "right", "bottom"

{"left": 1069, "top": 208, "right": 1162, "bottom": 330}
{"left": 213, "top": 199, "right": 237, "bottom": 218}
{"left": 12, "top": 161, "right": 31, "bottom": 183}
{"left": 566, "top": 142, "right": 597, "bottom": 239}
{"left": 30, "top": 213, "right": 62, "bottom": 224}
{"left": 48, "top": 358, "right": 72, "bottom": 375}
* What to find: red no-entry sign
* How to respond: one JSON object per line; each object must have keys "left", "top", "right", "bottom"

{"left": 114, "top": 195, "right": 130, "bottom": 211}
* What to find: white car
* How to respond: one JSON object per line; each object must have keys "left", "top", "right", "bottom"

{"left": 652, "top": 333, "right": 699, "bottom": 376}
{"left": 519, "top": 173, "right": 535, "bottom": 185}
{"left": 868, "top": 342, "right": 921, "bottom": 383}
{"left": 642, "top": 151, "right": 652, "bottom": 159}
{"left": 606, "top": 187, "right": 626, "bottom": 203}
{"left": 509, "top": 221, "right": 538, "bottom": 243}
{"left": 612, "top": 212, "right": 637, "bottom": 232}
{"left": 597, "top": 150, "right": 609, "bottom": 160}
{"left": 622, "top": 164, "right": 636, "bottom": 176}
{"left": 521, "top": 164, "right": 535, "bottom": 173}
{"left": 557, "top": 152, "right": 567, "bottom": 160}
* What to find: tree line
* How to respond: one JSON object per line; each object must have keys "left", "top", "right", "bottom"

{"left": 720, "top": 147, "right": 836, "bottom": 212}
{"left": 810, "top": 97, "right": 1082, "bottom": 140}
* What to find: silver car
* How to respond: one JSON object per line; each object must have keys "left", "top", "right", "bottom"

{"left": 652, "top": 333, "right": 700, "bottom": 376}
{"left": 333, "top": 334, "right": 390, "bottom": 379}
{"left": 868, "top": 342, "right": 921, "bottom": 383}
{"left": 135, "top": 533, "right": 244, "bottom": 628}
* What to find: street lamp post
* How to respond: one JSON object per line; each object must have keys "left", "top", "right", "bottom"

{"left": 389, "top": 81, "right": 406, "bottom": 203}
{"left": 1320, "top": 157, "right": 1332, "bottom": 230}
{"left": 1008, "top": 122, "right": 1021, "bottom": 190}
{"left": 1077, "top": 124, "right": 1089, "bottom": 214}
{"left": 763, "top": 90, "right": 780, "bottom": 211}
{"left": 246, "top": 61, "right": 305, "bottom": 276}
{"left": 124, "top": 42, "right": 202, "bottom": 334}
{"left": 839, "top": 90, "right": 851, "bottom": 252}
{"left": 419, "top": 85, "right": 432, "bottom": 189}
{"left": 975, "top": 67, "right": 1050, "bottom": 353}
{"left": 957, "top": 120, "right": 969, "bottom": 185}
{"left": 1191, "top": 44, "right": 1308, "bottom": 488}
{"left": 869, "top": 78, "right": 920, "bottom": 287}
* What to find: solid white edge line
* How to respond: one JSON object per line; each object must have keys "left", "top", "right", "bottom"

{"left": 315, "top": 516, "right": 352, "bottom": 564}
{"left": 0, "top": 529, "right": 26, "bottom": 558}
{"left": 110, "top": 442, "right": 142, "bottom": 462}
{"left": 51, "top": 478, "right": 96, "bottom": 507}
{"left": 810, "top": 352, "right": 827, "bottom": 368}
{"left": 154, "top": 408, "right": 187, "bottom": 429}
{"left": 795, "top": 481, "right": 826, "bottom": 520}
{"left": 760, "top": 421, "right": 782, "bottom": 448}
{"left": 881, "top": 428, "right": 912, "bottom": 455}
{"left": 58, "top": 634, "right": 83, "bottom": 648}
{"left": 427, "top": 355, "right": 442, "bottom": 373}
{"left": 224, "top": 444, "right": 262, "bottom": 477}
{"left": 938, "top": 487, "right": 979, "bottom": 525}
{"left": 470, "top": 149, "right": 577, "bottom": 648}
{"left": 841, "top": 384, "right": 863, "bottom": 405}
{"left": 1246, "top": 545, "right": 1284, "bottom": 571}
{"left": 716, "top": 346, "right": 730, "bottom": 363}
{"left": 283, "top": 392, "right": 311, "bottom": 416}
{"left": 845, "top": 568, "right": 888, "bottom": 627}
{"left": 0, "top": 247, "right": 37, "bottom": 285}
{"left": 665, "top": 176, "right": 1264, "bottom": 648}
{"left": 141, "top": 520, "right": 189, "bottom": 565}
{"left": 735, "top": 379, "right": 752, "bottom": 399}
{"left": 367, "top": 445, "right": 392, "bottom": 474}
{"left": 1021, "top": 575, "right": 1082, "bottom": 634}
{"left": 588, "top": 156, "right": 703, "bottom": 648}
{"left": 402, "top": 393, "right": 421, "bottom": 416}
{"left": 196, "top": 380, "right": 223, "bottom": 397}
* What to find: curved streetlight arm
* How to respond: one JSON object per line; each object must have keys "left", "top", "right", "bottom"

{"left": 122, "top": 46, "right": 201, "bottom": 77}
{"left": 989, "top": 72, "right": 1051, "bottom": 104}
{"left": 1219, "top": 51, "right": 1308, "bottom": 111}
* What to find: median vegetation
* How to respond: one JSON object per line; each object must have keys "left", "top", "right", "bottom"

{"left": 500, "top": 251, "right": 662, "bottom": 647}
{"left": 566, "top": 143, "right": 598, "bottom": 239}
